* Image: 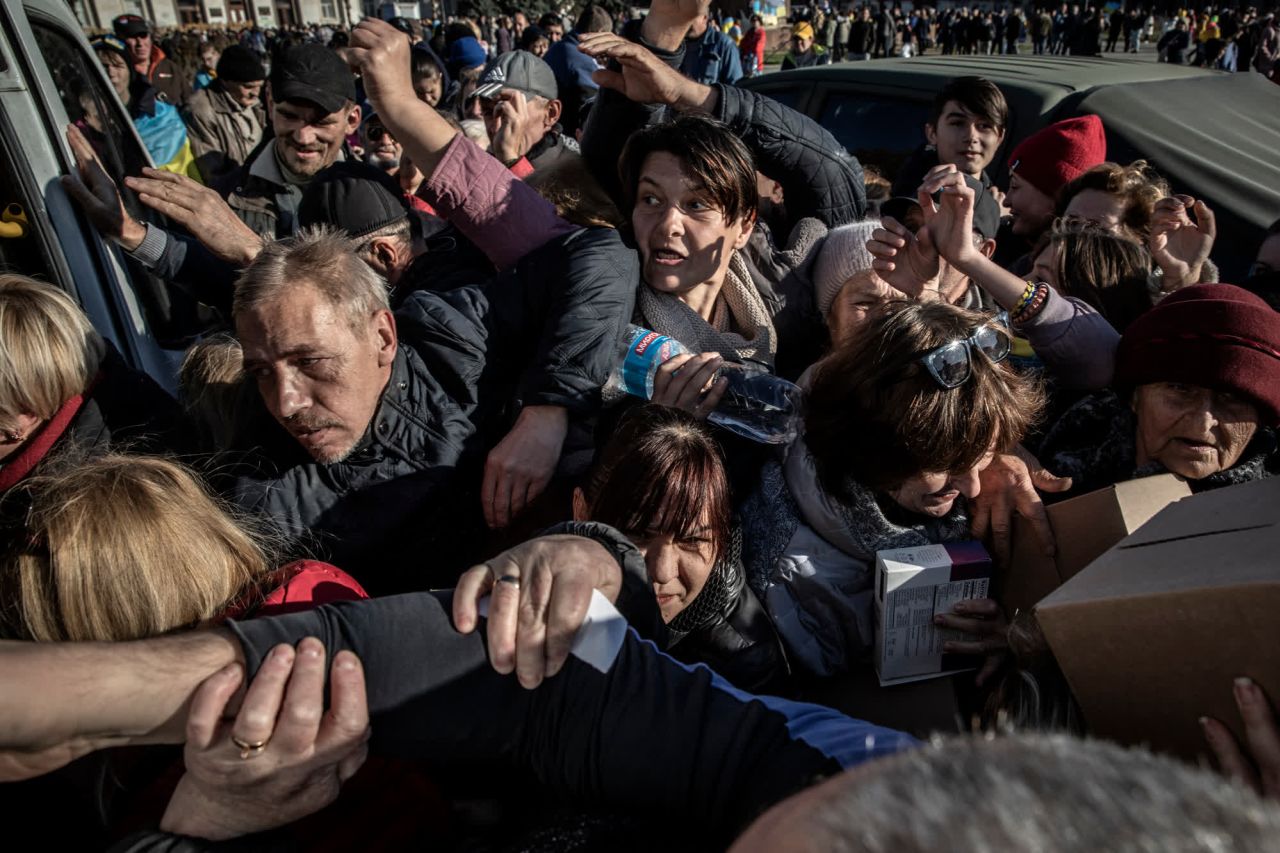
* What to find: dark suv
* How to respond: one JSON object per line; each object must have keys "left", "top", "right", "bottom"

{"left": 743, "top": 55, "right": 1280, "bottom": 277}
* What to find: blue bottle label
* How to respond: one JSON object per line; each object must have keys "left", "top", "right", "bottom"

{"left": 620, "top": 330, "right": 676, "bottom": 398}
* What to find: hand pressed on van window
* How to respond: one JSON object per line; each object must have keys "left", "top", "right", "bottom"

{"left": 61, "top": 123, "right": 146, "bottom": 251}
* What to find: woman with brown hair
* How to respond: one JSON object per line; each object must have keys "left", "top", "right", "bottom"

{"left": 573, "top": 4, "right": 866, "bottom": 385}
{"left": 1028, "top": 221, "right": 1155, "bottom": 334}
{"left": 1057, "top": 160, "right": 1170, "bottom": 240}
{"left": 1058, "top": 161, "right": 1219, "bottom": 292}
{"left": 573, "top": 405, "right": 789, "bottom": 692}
{"left": 744, "top": 300, "right": 1043, "bottom": 679}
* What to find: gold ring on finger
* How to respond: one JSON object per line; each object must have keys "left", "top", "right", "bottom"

{"left": 231, "top": 734, "right": 269, "bottom": 759}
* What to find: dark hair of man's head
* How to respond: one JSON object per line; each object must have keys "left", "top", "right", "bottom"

{"left": 930, "top": 76, "right": 1009, "bottom": 132}
{"left": 618, "top": 114, "right": 759, "bottom": 228}
{"left": 411, "top": 49, "right": 442, "bottom": 82}
{"left": 576, "top": 3, "right": 614, "bottom": 34}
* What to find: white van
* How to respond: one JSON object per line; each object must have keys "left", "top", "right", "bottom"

{"left": 0, "top": 0, "right": 187, "bottom": 389}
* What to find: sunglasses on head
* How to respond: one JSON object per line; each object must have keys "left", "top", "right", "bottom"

{"left": 912, "top": 313, "right": 1011, "bottom": 390}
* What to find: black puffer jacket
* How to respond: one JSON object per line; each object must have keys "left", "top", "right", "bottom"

{"left": 230, "top": 286, "right": 490, "bottom": 595}
{"left": 230, "top": 227, "right": 638, "bottom": 594}
{"left": 665, "top": 528, "right": 792, "bottom": 695}
{"left": 549, "top": 521, "right": 791, "bottom": 694}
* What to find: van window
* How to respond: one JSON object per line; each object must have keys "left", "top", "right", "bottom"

{"left": 30, "top": 20, "right": 208, "bottom": 348}
{"left": 816, "top": 91, "right": 930, "bottom": 185}
{"left": 0, "top": 135, "right": 52, "bottom": 281}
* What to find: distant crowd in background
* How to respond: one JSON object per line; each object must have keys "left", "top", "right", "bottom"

{"left": 782, "top": 2, "right": 1278, "bottom": 70}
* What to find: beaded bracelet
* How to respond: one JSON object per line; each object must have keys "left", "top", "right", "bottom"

{"left": 1012, "top": 283, "right": 1050, "bottom": 325}
{"left": 1011, "top": 280, "right": 1037, "bottom": 316}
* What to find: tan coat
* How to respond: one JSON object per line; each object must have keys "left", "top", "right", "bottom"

{"left": 183, "top": 82, "right": 265, "bottom": 186}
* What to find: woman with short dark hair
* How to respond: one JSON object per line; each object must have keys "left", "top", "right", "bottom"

{"left": 574, "top": 405, "right": 789, "bottom": 692}
{"left": 745, "top": 300, "right": 1044, "bottom": 677}
{"left": 578, "top": 9, "right": 867, "bottom": 385}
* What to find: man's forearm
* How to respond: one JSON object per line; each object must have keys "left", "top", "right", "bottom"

{"left": 0, "top": 629, "right": 241, "bottom": 751}
{"left": 374, "top": 98, "right": 460, "bottom": 184}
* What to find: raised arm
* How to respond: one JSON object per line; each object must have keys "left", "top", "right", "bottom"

{"left": 919, "top": 166, "right": 1120, "bottom": 389}
{"left": 579, "top": 21, "right": 865, "bottom": 229}
{"left": 342, "top": 19, "right": 573, "bottom": 268}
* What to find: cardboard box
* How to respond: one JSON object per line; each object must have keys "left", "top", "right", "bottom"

{"left": 874, "top": 542, "right": 992, "bottom": 686}
{"left": 1000, "top": 474, "right": 1191, "bottom": 616}
{"left": 1036, "top": 476, "right": 1280, "bottom": 761}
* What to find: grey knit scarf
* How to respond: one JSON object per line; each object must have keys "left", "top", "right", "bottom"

{"left": 637, "top": 251, "right": 777, "bottom": 369}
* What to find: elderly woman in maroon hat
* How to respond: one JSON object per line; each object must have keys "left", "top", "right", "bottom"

{"left": 1038, "top": 284, "right": 1280, "bottom": 494}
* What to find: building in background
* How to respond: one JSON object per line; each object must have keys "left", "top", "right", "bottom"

{"left": 71, "top": 0, "right": 375, "bottom": 31}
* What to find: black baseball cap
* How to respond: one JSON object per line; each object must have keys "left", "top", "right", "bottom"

{"left": 216, "top": 45, "right": 267, "bottom": 83}
{"left": 299, "top": 161, "right": 410, "bottom": 240}
{"left": 270, "top": 44, "right": 357, "bottom": 115}
{"left": 112, "top": 14, "right": 149, "bottom": 37}
{"left": 880, "top": 173, "right": 1002, "bottom": 240}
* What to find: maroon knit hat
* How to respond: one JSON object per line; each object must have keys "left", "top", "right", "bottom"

{"left": 1008, "top": 115, "right": 1107, "bottom": 199}
{"left": 1116, "top": 284, "right": 1280, "bottom": 425}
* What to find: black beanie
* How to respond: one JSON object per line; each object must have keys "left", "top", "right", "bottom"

{"left": 216, "top": 45, "right": 267, "bottom": 83}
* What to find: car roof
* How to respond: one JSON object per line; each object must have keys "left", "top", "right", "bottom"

{"left": 1076, "top": 72, "right": 1280, "bottom": 237}
{"left": 755, "top": 55, "right": 1219, "bottom": 100}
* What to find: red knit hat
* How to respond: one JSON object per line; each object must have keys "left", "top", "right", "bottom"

{"left": 1116, "top": 284, "right": 1280, "bottom": 426}
{"left": 1008, "top": 115, "right": 1107, "bottom": 199}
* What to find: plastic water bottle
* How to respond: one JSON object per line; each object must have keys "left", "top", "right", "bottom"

{"left": 605, "top": 325, "right": 803, "bottom": 445}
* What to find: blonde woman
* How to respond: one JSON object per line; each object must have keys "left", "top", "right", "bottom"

{"left": 0, "top": 452, "right": 377, "bottom": 847}
{"left": 0, "top": 274, "right": 180, "bottom": 492}
{"left": 0, "top": 454, "right": 367, "bottom": 642}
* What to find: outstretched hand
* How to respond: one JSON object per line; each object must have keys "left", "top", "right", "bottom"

{"left": 1149, "top": 195, "right": 1216, "bottom": 292}
{"left": 482, "top": 405, "right": 568, "bottom": 529}
{"left": 651, "top": 351, "right": 730, "bottom": 419}
{"left": 971, "top": 448, "right": 1073, "bottom": 566}
{"left": 935, "top": 597, "right": 1010, "bottom": 688}
{"left": 126, "top": 168, "right": 262, "bottom": 267}
{"left": 1203, "top": 677, "right": 1280, "bottom": 801}
{"left": 488, "top": 89, "right": 539, "bottom": 164}
{"left": 642, "top": 0, "right": 712, "bottom": 50}
{"left": 918, "top": 165, "right": 984, "bottom": 272}
{"left": 340, "top": 18, "right": 414, "bottom": 115}
{"left": 453, "top": 535, "right": 623, "bottom": 689}
{"left": 580, "top": 33, "right": 714, "bottom": 112}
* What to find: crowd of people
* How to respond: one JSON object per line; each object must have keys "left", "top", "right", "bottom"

{"left": 777, "top": 2, "right": 1278, "bottom": 68}
{"left": 2, "top": 0, "right": 1280, "bottom": 849}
